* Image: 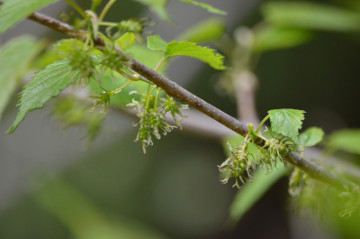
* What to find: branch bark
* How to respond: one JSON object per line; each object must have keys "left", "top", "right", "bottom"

{"left": 26, "top": 12, "right": 360, "bottom": 192}
{"left": 233, "top": 70, "right": 260, "bottom": 126}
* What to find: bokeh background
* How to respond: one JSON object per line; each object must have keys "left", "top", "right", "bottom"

{"left": 1, "top": 0, "right": 360, "bottom": 238}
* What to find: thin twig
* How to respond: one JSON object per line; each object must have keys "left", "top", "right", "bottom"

{"left": 233, "top": 70, "right": 260, "bottom": 126}
{"left": 26, "top": 12, "right": 360, "bottom": 192}
{"left": 28, "top": 12, "right": 87, "bottom": 38}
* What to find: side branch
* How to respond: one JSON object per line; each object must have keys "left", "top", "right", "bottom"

{"left": 128, "top": 56, "right": 358, "bottom": 191}
{"left": 27, "top": 12, "right": 360, "bottom": 192}
{"left": 28, "top": 12, "right": 86, "bottom": 38}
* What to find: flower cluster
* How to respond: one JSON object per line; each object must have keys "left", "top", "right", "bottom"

{"left": 219, "top": 128, "right": 299, "bottom": 188}
{"left": 69, "top": 49, "right": 98, "bottom": 85}
{"left": 219, "top": 140, "right": 257, "bottom": 188}
{"left": 127, "top": 89, "right": 188, "bottom": 153}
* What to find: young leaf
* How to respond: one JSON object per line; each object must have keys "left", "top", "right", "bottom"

{"left": 300, "top": 127, "right": 324, "bottom": 147}
{"left": 166, "top": 41, "right": 225, "bottom": 70}
{"left": 115, "top": 32, "right": 136, "bottom": 50}
{"left": 7, "top": 60, "right": 80, "bottom": 134}
{"left": 262, "top": 2, "right": 360, "bottom": 32}
{"left": 35, "top": 39, "right": 103, "bottom": 68}
{"left": 230, "top": 166, "right": 288, "bottom": 222}
{"left": 0, "top": 36, "right": 40, "bottom": 120}
{"left": 0, "top": 0, "right": 57, "bottom": 33}
{"left": 328, "top": 129, "right": 360, "bottom": 155}
{"left": 253, "top": 26, "right": 312, "bottom": 52}
{"left": 147, "top": 35, "right": 168, "bottom": 52}
{"left": 176, "top": 0, "right": 226, "bottom": 15}
{"left": 147, "top": 36, "right": 225, "bottom": 70}
{"left": 268, "top": 109, "right": 305, "bottom": 141}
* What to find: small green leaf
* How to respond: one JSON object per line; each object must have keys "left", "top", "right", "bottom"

{"left": 262, "top": 2, "right": 360, "bottom": 32}
{"left": 7, "top": 60, "right": 80, "bottom": 134}
{"left": 166, "top": 41, "right": 225, "bottom": 70}
{"left": 253, "top": 26, "right": 312, "bottom": 52}
{"left": 0, "top": 0, "right": 58, "bottom": 33}
{"left": 176, "top": 0, "right": 226, "bottom": 15}
{"left": 52, "top": 39, "right": 88, "bottom": 60}
{"left": 328, "top": 129, "right": 360, "bottom": 155}
{"left": 0, "top": 36, "right": 40, "bottom": 120}
{"left": 300, "top": 127, "right": 324, "bottom": 147}
{"left": 115, "top": 32, "right": 136, "bottom": 50}
{"left": 147, "top": 35, "right": 168, "bottom": 53}
{"left": 35, "top": 39, "right": 103, "bottom": 68}
{"left": 135, "top": 0, "right": 171, "bottom": 21}
{"left": 230, "top": 166, "right": 288, "bottom": 222}
{"left": 268, "top": 108, "right": 305, "bottom": 141}
{"left": 176, "top": 17, "right": 226, "bottom": 43}
{"left": 147, "top": 36, "right": 225, "bottom": 70}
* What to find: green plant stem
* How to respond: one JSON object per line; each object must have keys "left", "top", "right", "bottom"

{"left": 64, "top": 0, "right": 87, "bottom": 18}
{"left": 112, "top": 80, "right": 132, "bottom": 95}
{"left": 85, "top": 10, "right": 99, "bottom": 44}
{"left": 98, "top": 22, "right": 117, "bottom": 27}
{"left": 154, "top": 88, "right": 161, "bottom": 109}
{"left": 26, "top": 11, "right": 360, "bottom": 193}
{"left": 154, "top": 57, "right": 166, "bottom": 72}
{"left": 99, "top": 0, "right": 116, "bottom": 21}
{"left": 144, "top": 85, "right": 152, "bottom": 110}
{"left": 256, "top": 114, "right": 270, "bottom": 133}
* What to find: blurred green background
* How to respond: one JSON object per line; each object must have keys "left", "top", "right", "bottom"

{"left": 1, "top": 0, "right": 360, "bottom": 238}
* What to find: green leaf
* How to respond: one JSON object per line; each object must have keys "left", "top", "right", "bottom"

{"left": 253, "top": 26, "right": 312, "bottom": 52}
{"left": 135, "top": 0, "right": 171, "bottom": 21}
{"left": 7, "top": 60, "right": 80, "bottom": 134}
{"left": 115, "top": 32, "right": 136, "bottom": 50}
{"left": 229, "top": 166, "right": 288, "bottom": 222}
{"left": 328, "top": 129, "right": 360, "bottom": 155}
{"left": 176, "top": 0, "right": 226, "bottom": 15}
{"left": 147, "top": 35, "right": 168, "bottom": 52}
{"left": 34, "top": 39, "right": 103, "bottom": 68}
{"left": 300, "top": 127, "right": 324, "bottom": 147}
{"left": 0, "top": 0, "right": 58, "bottom": 33}
{"left": 0, "top": 36, "right": 40, "bottom": 120}
{"left": 166, "top": 41, "right": 225, "bottom": 70}
{"left": 176, "top": 17, "right": 226, "bottom": 43}
{"left": 147, "top": 36, "right": 225, "bottom": 70}
{"left": 268, "top": 109, "right": 305, "bottom": 141}
{"left": 262, "top": 2, "right": 360, "bottom": 32}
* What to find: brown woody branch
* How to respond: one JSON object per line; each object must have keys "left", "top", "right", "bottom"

{"left": 26, "top": 12, "right": 360, "bottom": 192}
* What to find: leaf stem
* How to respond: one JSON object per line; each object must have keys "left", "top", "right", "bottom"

{"left": 154, "top": 88, "right": 161, "bottom": 109}
{"left": 256, "top": 114, "right": 270, "bottom": 133}
{"left": 99, "top": 0, "right": 117, "bottom": 22}
{"left": 98, "top": 22, "right": 117, "bottom": 27}
{"left": 112, "top": 80, "right": 133, "bottom": 95}
{"left": 64, "top": 0, "right": 87, "bottom": 18}
{"left": 154, "top": 57, "right": 167, "bottom": 72}
{"left": 144, "top": 84, "right": 152, "bottom": 110}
